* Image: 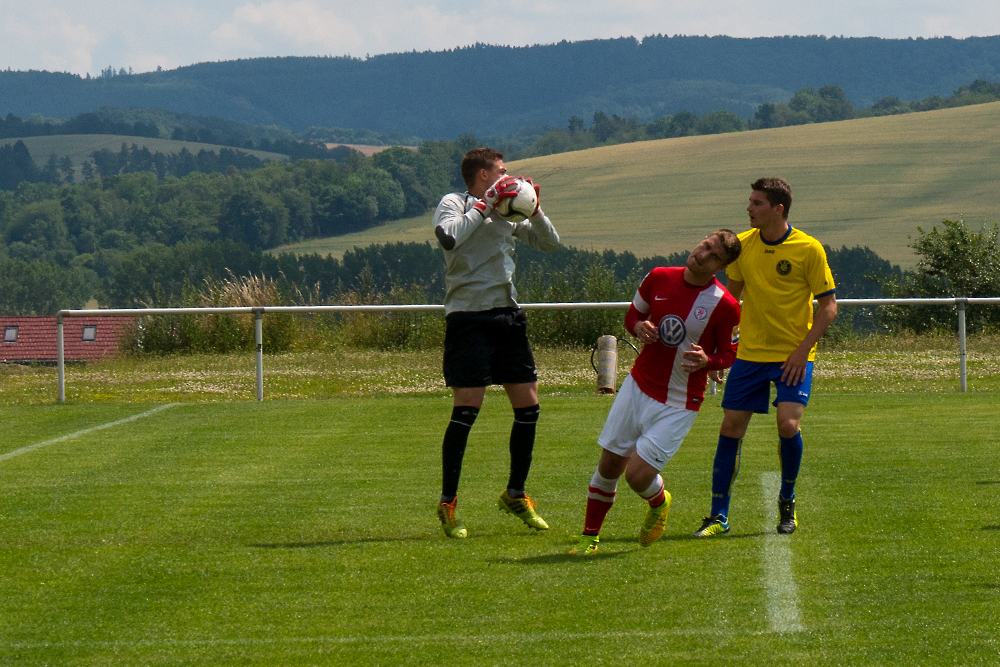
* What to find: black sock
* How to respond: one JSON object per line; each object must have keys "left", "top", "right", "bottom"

{"left": 507, "top": 404, "right": 539, "bottom": 493}
{"left": 441, "top": 406, "right": 479, "bottom": 499}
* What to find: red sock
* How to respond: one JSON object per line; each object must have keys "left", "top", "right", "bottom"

{"left": 583, "top": 488, "right": 615, "bottom": 535}
{"left": 583, "top": 470, "right": 618, "bottom": 535}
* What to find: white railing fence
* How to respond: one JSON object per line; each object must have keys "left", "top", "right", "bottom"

{"left": 55, "top": 297, "right": 1000, "bottom": 402}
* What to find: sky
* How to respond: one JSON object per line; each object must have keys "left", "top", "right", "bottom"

{"left": 1, "top": 0, "right": 998, "bottom": 77}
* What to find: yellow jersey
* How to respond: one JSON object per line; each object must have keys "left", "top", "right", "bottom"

{"left": 727, "top": 226, "right": 836, "bottom": 362}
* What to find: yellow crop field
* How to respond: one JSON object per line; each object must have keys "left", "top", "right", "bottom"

{"left": 280, "top": 101, "right": 1000, "bottom": 267}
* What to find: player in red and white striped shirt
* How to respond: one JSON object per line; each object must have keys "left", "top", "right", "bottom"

{"left": 569, "top": 230, "right": 742, "bottom": 555}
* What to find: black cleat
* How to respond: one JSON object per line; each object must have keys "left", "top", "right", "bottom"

{"left": 777, "top": 498, "right": 797, "bottom": 534}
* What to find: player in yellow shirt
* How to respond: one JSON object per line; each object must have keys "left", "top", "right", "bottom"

{"left": 694, "top": 178, "right": 838, "bottom": 537}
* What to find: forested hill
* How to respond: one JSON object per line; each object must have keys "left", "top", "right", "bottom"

{"left": 3, "top": 35, "right": 1000, "bottom": 138}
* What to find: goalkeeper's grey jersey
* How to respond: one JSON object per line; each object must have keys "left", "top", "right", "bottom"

{"left": 433, "top": 192, "right": 560, "bottom": 315}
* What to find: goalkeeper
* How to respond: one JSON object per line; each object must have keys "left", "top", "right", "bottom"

{"left": 432, "top": 147, "right": 560, "bottom": 539}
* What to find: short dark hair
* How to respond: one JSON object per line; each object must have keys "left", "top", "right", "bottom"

{"left": 711, "top": 229, "right": 742, "bottom": 264}
{"left": 751, "top": 177, "right": 792, "bottom": 219}
{"left": 461, "top": 147, "right": 504, "bottom": 189}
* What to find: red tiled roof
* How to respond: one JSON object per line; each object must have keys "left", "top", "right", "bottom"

{"left": 0, "top": 316, "right": 135, "bottom": 362}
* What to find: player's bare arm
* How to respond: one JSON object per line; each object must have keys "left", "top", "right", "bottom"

{"left": 780, "top": 292, "right": 838, "bottom": 386}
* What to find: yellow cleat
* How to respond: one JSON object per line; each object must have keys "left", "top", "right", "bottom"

{"left": 569, "top": 534, "right": 600, "bottom": 555}
{"left": 437, "top": 498, "right": 467, "bottom": 538}
{"left": 693, "top": 514, "right": 730, "bottom": 537}
{"left": 498, "top": 491, "right": 549, "bottom": 530}
{"left": 638, "top": 490, "right": 672, "bottom": 547}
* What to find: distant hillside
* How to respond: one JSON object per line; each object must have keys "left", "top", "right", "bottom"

{"left": 273, "top": 101, "right": 1000, "bottom": 268}
{"left": 3, "top": 135, "right": 287, "bottom": 183}
{"left": 2, "top": 35, "right": 1000, "bottom": 138}
{"left": 12, "top": 135, "right": 287, "bottom": 168}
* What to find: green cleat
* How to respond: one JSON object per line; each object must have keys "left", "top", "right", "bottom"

{"left": 638, "top": 490, "right": 672, "bottom": 547}
{"left": 693, "top": 514, "right": 730, "bottom": 537}
{"left": 777, "top": 498, "right": 797, "bottom": 534}
{"left": 569, "top": 534, "right": 600, "bottom": 555}
{"left": 437, "top": 498, "right": 467, "bottom": 538}
{"left": 498, "top": 491, "right": 549, "bottom": 530}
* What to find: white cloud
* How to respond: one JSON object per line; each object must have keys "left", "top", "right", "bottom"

{"left": 210, "top": 1, "right": 365, "bottom": 57}
{"left": 0, "top": 6, "right": 98, "bottom": 74}
{"left": 1, "top": 0, "right": 999, "bottom": 75}
{"left": 363, "top": 4, "right": 494, "bottom": 54}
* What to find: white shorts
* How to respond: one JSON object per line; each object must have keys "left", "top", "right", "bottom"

{"left": 598, "top": 375, "right": 699, "bottom": 471}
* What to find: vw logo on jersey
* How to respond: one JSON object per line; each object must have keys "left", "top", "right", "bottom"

{"left": 776, "top": 259, "right": 792, "bottom": 276}
{"left": 657, "top": 314, "right": 687, "bottom": 347}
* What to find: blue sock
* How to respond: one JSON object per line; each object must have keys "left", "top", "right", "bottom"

{"left": 779, "top": 432, "right": 803, "bottom": 501}
{"left": 710, "top": 435, "right": 742, "bottom": 518}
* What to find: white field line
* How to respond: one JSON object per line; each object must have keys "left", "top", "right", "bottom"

{"left": 0, "top": 404, "right": 180, "bottom": 463}
{"left": 760, "top": 471, "right": 806, "bottom": 633}
{"left": 5, "top": 627, "right": 770, "bottom": 650}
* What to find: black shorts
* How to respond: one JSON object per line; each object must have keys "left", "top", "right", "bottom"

{"left": 443, "top": 308, "right": 537, "bottom": 387}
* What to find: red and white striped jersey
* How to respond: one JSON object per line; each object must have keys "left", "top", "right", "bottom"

{"left": 624, "top": 267, "right": 740, "bottom": 411}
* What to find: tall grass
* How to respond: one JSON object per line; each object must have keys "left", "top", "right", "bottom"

{"left": 516, "top": 262, "right": 637, "bottom": 346}
{"left": 129, "top": 272, "right": 298, "bottom": 355}
{"left": 300, "top": 265, "right": 445, "bottom": 351}
{"left": 123, "top": 255, "right": 647, "bottom": 356}
{"left": 128, "top": 266, "right": 448, "bottom": 355}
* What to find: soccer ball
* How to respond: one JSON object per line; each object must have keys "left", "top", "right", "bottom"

{"left": 494, "top": 178, "right": 538, "bottom": 222}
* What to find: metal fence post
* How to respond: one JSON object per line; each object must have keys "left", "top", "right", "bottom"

{"left": 46, "top": 298, "right": 1000, "bottom": 402}
{"left": 957, "top": 298, "right": 967, "bottom": 392}
{"left": 255, "top": 309, "right": 264, "bottom": 401}
{"left": 57, "top": 314, "right": 65, "bottom": 403}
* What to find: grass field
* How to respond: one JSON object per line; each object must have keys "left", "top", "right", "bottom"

{"left": 1, "top": 337, "right": 999, "bottom": 664}
{"left": 8, "top": 134, "right": 289, "bottom": 180}
{"left": 3, "top": 333, "right": 999, "bottom": 406}
{"left": 1, "top": 391, "right": 998, "bottom": 665}
{"left": 273, "top": 102, "right": 1000, "bottom": 267}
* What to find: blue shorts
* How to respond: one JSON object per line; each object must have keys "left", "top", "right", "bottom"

{"left": 720, "top": 359, "right": 813, "bottom": 414}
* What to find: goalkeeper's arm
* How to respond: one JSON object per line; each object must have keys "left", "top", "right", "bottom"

{"left": 433, "top": 194, "right": 486, "bottom": 251}
{"left": 434, "top": 179, "right": 518, "bottom": 251}
{"left": 511, "top": 179, "right": 560, "bottom": 252}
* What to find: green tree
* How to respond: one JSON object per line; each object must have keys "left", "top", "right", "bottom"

{"left": 58, "top": 155, "right": 75, "bottom": 184}
{"left": 42, "top": 154, "right": 60, "bottom": 184}
{"left": 344, "top": 166, "right": 405, "bottom": 225}
{"left": 665, "top": 111, "right": 699, "bottom": 137}
{"left": 909, "top": 218, "right": 1000, "bottom": 297}
{"left": 4, "top": 199, "right": 73, "bottom": 263}
{"left": 0, "top": 258, "right": 98, "bottom": 314}
{"left": 219, "top": 182, "right": 289, "bottom": 249}
{"left": 881, "top": 219, "right": 1000, "bottom": 332}
{"left": 372, "top": 147, "right": 450, "bottom": 217}
{"left": 752, "top": 101, "right": 811, "bottom": 129}
{"left": 696, "top": 110, "right": 748, "bottom": 135}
